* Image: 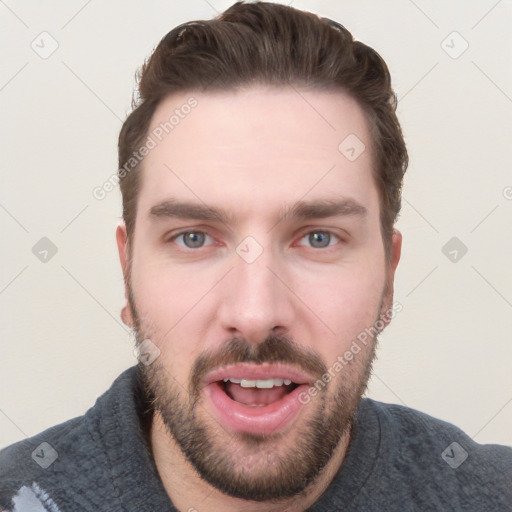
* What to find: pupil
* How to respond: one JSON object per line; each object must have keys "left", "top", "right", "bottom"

{"left": 184, "top": 232, "right": 204, "bottom": 248}
{"left": 310, "top": 232, "right": 330, "bottom": 248}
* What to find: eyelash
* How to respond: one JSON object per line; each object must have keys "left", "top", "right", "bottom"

{"left": 167, "top": 229, "right": 343, "bottom": 251}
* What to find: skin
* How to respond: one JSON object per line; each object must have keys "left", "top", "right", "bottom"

{"left": 116, "top": 86, "right": 401, "bottom": 512}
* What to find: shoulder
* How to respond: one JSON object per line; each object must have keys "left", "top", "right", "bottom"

{"left": 369, "top": 398, "right": 512, "bottom": 465}
{"left": 0, "top": 415, "right": 85, "bottom": 509}
{"left": 0, "top": 367, "right": 139, "bottom": 510}
{"left": 360, "top": 399, "right": 512, "bottom": 508}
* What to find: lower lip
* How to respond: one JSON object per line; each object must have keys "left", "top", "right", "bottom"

{"left": 204, "top": 382, "right": 309, "bottom": 436}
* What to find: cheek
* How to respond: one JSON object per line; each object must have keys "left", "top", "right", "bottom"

{"left": 292, "top": 257, "right": 385, "bottom": 357}
{"left": 130, "top": 262, "right": 212, "bottom": 368}
{"left": 132, "top": 249, "right": 214, "bottom": 320}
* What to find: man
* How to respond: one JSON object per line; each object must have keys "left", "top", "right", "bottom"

{"left": 1, "top": 2, "right": 511, "bottom": 511}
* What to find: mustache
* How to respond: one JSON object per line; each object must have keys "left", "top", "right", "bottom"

{"left": 190, "top": 334, "right": 327, "bottom": 394}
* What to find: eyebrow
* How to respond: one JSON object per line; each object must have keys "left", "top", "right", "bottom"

{"left": 279, "top": 198, "right": 367, "bottom": 221}
{"left": 149, "top": 200, "right": 233, "bottom": 224}
{"left": 148, "top": 197, "right": 367, "bottom": 225}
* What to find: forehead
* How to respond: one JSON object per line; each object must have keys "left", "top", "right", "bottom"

{"left": 137, "top": 86, "right": 378, "bottom": 224}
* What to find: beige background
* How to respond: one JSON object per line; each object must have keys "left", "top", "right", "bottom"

{"left": 1, "top": 0, "right": 511, "bottom": 448}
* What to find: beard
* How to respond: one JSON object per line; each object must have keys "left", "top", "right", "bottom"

{"left": 127, "top": 279, "right": 383, "bottom": 501}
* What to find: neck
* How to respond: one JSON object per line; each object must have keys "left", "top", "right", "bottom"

{"left": 149, "top": 411, "right": 352, "bottom": 512}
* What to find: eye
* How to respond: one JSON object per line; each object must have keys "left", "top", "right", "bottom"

{"left": 297, "top": 230, "right": 341, "bottom": 249}
{"left": 168, "top": 229, "right": 341, "bottom": 251}
{"left": 172, "top": 231, "right": 215, "bottom": 249}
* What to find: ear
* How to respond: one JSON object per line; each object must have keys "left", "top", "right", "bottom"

{"left": 116, "top": 223, "right": 134, "bottom": 327}
{"left": 380, "top": 229, "right": 402, "bottom": 325}
{"left": 390, "top": 228, "right": 402, "bottom": 275}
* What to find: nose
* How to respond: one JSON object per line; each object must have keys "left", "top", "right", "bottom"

{"left": 218, "top": 242, "right": 295, "bottom": 344}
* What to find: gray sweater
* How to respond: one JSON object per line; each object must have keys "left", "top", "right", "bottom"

{"left": 1, "top": 365, "right": 511, "bottom": 511}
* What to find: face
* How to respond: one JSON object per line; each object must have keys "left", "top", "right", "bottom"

{"left": 116, "top": 86, "right": 401, "bottom": 501}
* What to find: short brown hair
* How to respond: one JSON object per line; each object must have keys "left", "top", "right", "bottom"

{"left": 118, "top": 1, "right": 408, "bottom": 259}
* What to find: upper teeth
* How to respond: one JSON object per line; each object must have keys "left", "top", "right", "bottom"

{"left": 223, "top": 378, "right": 292, "bottom": 388}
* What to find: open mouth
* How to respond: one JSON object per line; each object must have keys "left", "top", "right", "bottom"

{"left": 221, "top": 377, "right": 299, "bottom": 407}
{"left": 203, "top": 365, "right": 312, "bottom": 435}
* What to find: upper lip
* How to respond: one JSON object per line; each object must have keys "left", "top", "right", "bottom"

{"left": 203, "top": 363, "right": 316, "bottom": 387}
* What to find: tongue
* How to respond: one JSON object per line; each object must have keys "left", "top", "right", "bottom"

{"left": 225, "top": 382, "right": 289, "bottom": 406}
